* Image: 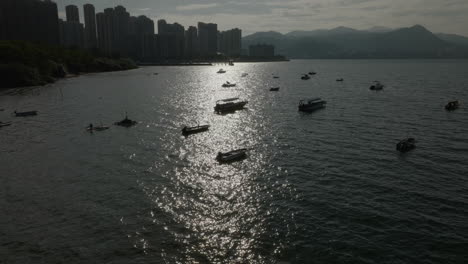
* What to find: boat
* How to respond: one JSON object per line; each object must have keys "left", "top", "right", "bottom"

{"left": 214, "top": 97, "right": 248, "bottom": 113}
{"left": 273, "top": 76, "right": 280, "bottom": 79}
{"left": 270, "top": 87, "right": 280, "bottom": 91}
{"left": 336, "top": 78, "right": 344, "bottom": 82}
{"left": 222, "top": 82, "right": 236, "bottom": 88}
{"left": 396, "top": 138, "right": 416, "bottom": 153}
{"left": 182, "top": 124, "right": 210, "bottom": 135}
{"left": 301, "top": 74, "right": 310, "bottom": 80}
{"left": 216, "top": 148, "right": 248, "bottom": 163}
{"left": 114, "top": 114, "right": 137, "bottom": 127}
{"left": 87, "top": 123, "right": 110, "bottom": 132}
{"left": 0, "top": 121, "right": 12, "bottom": 128}
{"left": 241, "top": 73, "right": 248, "bottom": 77}
{"left": 298, "top": 98, "right": 327, "bottom": 112}
{"left": 370, "top": 81, "right": 384, "bottom": 90}
{"left": 229, "top": 61, "right": 234, "bottom": 66}
{"left": 309, "top": 72, "right": 317, "bottom": 75}
{"left": 153, "top": 73, "right": 159, "bottom": 75}
{"left": 445, "top": 100, "right": 459, "bottom": 111}
{"left": 14, "top": 110, "right": 37, "bottom": 117}
{"left": 217, "top": 69, "right": 226, "bottom": 74}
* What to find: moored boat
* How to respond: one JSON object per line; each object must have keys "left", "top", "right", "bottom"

{"left": 273, "top": 76, "right": 280, "bottom": 79}
{"left": 298, "top": 98, "right": 327, "bottom": 112}
{"left": 182, "top": 124, "right": 210, "bottom": 135}
{"left": 216, "top": 148, "right": 248, "bottom": 163}
{"left": 217, "top": 69, "right": 226, "bottom": 73}
{"left": 445, "top": 100, "right": 459, "bottom": 111}
{"left": 336, "top": 78, "right": 344, "bottom": 82}
{"left": 14, "top": 110, "right": 38, "bottom": 117}
{"left": 214, "top": 97, "right": 248, "bottom": 113}
{"left": 370, "top": 81, "right": 384, "bottom": 90}
{"left": 270, "top": 87, "right": 280, "bottom": 91}
{"left": 309, "top": 71, "right": 317, "bottom": 75}
{"left": 396, "top": 138, "right": 416, "bottom": 153}
{"left": 241, "top": 73, "right": 248, "bottom": 77}
{"left": 87, "top": 123, "right": 110, "bottom": 132}
{"left": 301, "top": 74, "right": 310, "bottom": 80}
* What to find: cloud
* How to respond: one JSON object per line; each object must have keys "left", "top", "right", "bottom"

{"left": 176, "top": 3, "right": 219, "bottom": 11}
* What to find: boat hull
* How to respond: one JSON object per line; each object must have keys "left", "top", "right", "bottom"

{"left": 214, "top": 102, "right": 247, "bottom": 113}
{"left": 216, "top": 149, "right": 247, "bottom": 163}
{"left": 182, "top": 125, "right": 210, "bottom": 135}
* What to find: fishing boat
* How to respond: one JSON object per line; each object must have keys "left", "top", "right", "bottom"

{"left": 182, "top": 124, "right": 210, "bottom": 135}
{"left": 301, "top": 74, "right": 310, "bottom": 80}
{"left": 87, "top": 123, "right": 110, "bottom": 132}
{"left": 273, "top": 76, "right": 280, "bottom": 79}
{"left": 396, "top": 138, "right": 416, "bottom": 153}
{"left": 214, "top": 97, "right": 248, "bottom": 113}
{"left": 336, "top": 78, "right": 344, "bottom": 82}
{"left": 14, "top": 110, "right": 37, "bottom": 117}
{"left": 114, "top": 114, "right": 137, "bottom": 127}
{"left": 270, "top": 87, "right": 280, "bottom": 91}
{"left": 222, "top": 82, "right": 236, "bottom": 87}
{"left": 309, "top": 71, "right": 317, "bottom": 75}
{"left": 445, "top": 100, "right": 459, "bottom": 111}
{"left": 370, "top": 81, "right": 384, "bottom": 90}
{"left": 298, "top": 98, "right": 327, "bottom": 112}
{"left": 217, "top": 69, "right": 226, "bottom": 74}
{"left": 216, "top": 148, "right": 248, "bottom": 163}
{"left": 0, "top": 121, "right": 12, "bottom": 128}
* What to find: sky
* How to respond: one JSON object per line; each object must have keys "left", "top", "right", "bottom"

{"left": 54, "top": 0, "right": 468, "bottom": 37}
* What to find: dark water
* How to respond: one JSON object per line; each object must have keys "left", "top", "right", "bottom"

{"left": 1, "top": 60, "right": 467, "bottom": 263}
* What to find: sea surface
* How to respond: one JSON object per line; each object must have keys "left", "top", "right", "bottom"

{"left": 1, "top": 60, "right": 467, "bottom": 263}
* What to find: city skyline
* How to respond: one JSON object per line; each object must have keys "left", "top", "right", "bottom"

{"left": 52, "top": 0, "right": 468, "bottom": 37}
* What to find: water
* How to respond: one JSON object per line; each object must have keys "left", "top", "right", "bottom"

{"left": 1, "top": 60, "right": 467, "bottom": 263}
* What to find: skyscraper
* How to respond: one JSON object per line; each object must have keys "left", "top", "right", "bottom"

{"left": 198, "top": 22, "right": 218, "bottom": 56}
{"left": 65, "top": 5, "right": 79, "bottom": 23}
{"left": 157, "top": 20, "right": 185, "bottom": 59}
{"left": 83, "top": 4, "right": 97, "bottom": 49}
{"left": 219, "top": 28, "right": 242, "bottom": 56}
{"left": 113, "top": 6, "right": 130, "bottom": 54}
{"left": 185, "top": 26, "right": 199, "bottom": 58}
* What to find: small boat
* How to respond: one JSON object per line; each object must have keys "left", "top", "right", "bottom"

{"left": 336, "top": 78, "right": 344, "bottom": 82}
{"left": 216, "top": 148, "right": 248, "bottom": 163}
{"left": 87, "top": 123, "right": 110, "bottom": 132}
{"left": 229, "top": 61, "right": 234, "bottom": 66}
{"left": 273, "top": 76, "right": 280, "bottom": 79}
{"left": 182, "top": 124, "right": 210, "bottom": 135}
{"left": 114, "top": 114, "right": 137, "bottom": 127}
{"left": 298, "top": 98, "right": 327, "bottom": 112}
{"left": 14, "top": 110, "right": 38, "bottom": 117}
{"left": 396, "top": 138, "right": 416, "bottom": 153}
{"left": 301, "top": 74, "right": 310, "bottom": 80}
{"left": 370, "top": 81, "right": 384, "bottom": 90}
{"left": 214, "top": 97, "right": 248, "bottom": 113}
{"left": 309, "top": 72, "right": 317, "bottom": 75}
{"left": 153, "top": 73, "right": 159, "bottom": 75}
{"left": 0, "top": 121, "right": 12, "bottom": 128}
{"left": 445, "top": 100, "right": 459, "bottom": 111}
{"left": 217, "top": 69, "right": 226, "bottom": 74}
{"left": 222, "top": 82, "right": 236, "bottom": 88}
{"left": 241, "top": 73, "right": 248, "bottom": 77}
{"left": 270, "top": 87, "right": 280, "bottom": 91}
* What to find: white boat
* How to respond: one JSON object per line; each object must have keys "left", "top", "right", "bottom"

{"left": 217, "top": 69, "right": 226, "bottom": 74}
{"left": 222, "top": 82, "right": 236, "bottom": 87}
{"left": 214, "top": 97, "right": 248, "bottom": 113}
{"left": 298, "top": 98, "right": 327, "bottom": 112}
{"left": 216, "top": 148, "right": 248, "bottom": 163}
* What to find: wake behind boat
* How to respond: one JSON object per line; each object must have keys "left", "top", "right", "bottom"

{"left": 182, "top": 124, "right": 210, "bottom": 135}
{"left": 214, "top": 97, "right": 248, "bottom": 113}
{"left": 298, "top": 98, "right": 327, "bottom": 112}
{"left": 0, "top": 121, "right": 12, "bottom": 128}
{"left": 216, "top": 148, "right": 248, "bottom": 163}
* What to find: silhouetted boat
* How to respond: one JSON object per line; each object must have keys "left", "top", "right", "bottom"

{"left": 14, "top": 110, "right": 37, "bottom": 117}
{"left": 0, "top": 121, "right": 12, "bottom": 128}
{"left": 301, "top": 74, "right": 310, "bottom": 80}
{"left": 87, "top": 123, "right": 110, "bottom": 132}
{"left": 182, "top": 124, "right": 210, "bottom": 135}
{"left": 396, "top": 138, "right": 416, "bottom": 153}
{"left": 114, "top": 114, "right": 137, "bottom": 127}
{"left": 298, "top": 98, "right": 327, "bottom": 112}
{"left": 270, "top": 87, "right": 280, "bottom": 91}
{"left": 222, "top": 82, "right": 236, "bottom": 87}
{"left": 370, "top": 81, "right": 384, "bottom": 90}
{"left": 229, "top": 61, "right": 234, "bottom": 66}
{"left": 216, "top": 148, "right": 248, "bottom": 163}
{"left": 217, "top": 69, "right": 226, "bottom": 73}
{"left": 336, "top": 78, "right": 344, "bottom": 82}
{"left": 445, "top": 100, "right": 459, "bottom": 111}
{"left": 241, "top": 73, "right": 248, "bottom": 77}
{"left": 214, "top": 97, "right": 248, "bottom": 113}
{"left": 309, "top": 72, "right": 317, "bottom": 75}
{"left": 153, "top": 73, "right": 158, "bottom": 75}
{"left": 273, "top": 76, "right": 280, "bottom": 79}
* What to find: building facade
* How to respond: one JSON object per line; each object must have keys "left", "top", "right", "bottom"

{"left": 83, "top": 4, "right": 97, "bottom": 49}
{"left": 65, "top": 5, "right": 79, "bottom": 22}
{"left": 198, "top": 22, "right": 218, "bottom": 56}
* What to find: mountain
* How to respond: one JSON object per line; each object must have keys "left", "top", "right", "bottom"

{"left": 436, "top": 33, "right": 468, "bottom": 46}
{"left": 366, "top": 26, "right": 393, "bottom": 33}
{"left": 243, "top": 25, "right": 468, "bottom": 59}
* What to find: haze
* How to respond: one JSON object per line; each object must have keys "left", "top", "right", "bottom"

{"left": 54, "top": 0, "right": 468, "bottom": 36}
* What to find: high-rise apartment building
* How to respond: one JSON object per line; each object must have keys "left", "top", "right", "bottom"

{"left": 185, "top": 26, "right": 199, "bottom": 58}
{"left": 65, "top": 5, "right": 79, "bottom": 23}
{"left": 198, "top": 22, "right": 218, "bottom": 56}
{"left": 83, "top": 4, "right": 97, "bottom": 49}
{"left": 219, "top": 28, "right": 242, "bottom": 56}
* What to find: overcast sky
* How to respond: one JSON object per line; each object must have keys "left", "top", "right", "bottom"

{"left": 55, "top": 0, "right": 468, "bottom": 36}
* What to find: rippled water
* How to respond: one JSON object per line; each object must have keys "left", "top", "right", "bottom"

{"left": 1, "top": 60, "right": 468, "bottom": 263}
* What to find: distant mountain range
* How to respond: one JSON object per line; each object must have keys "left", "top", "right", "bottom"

{"left": 242, "top": 25, "right": 468, "bottom": 59}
